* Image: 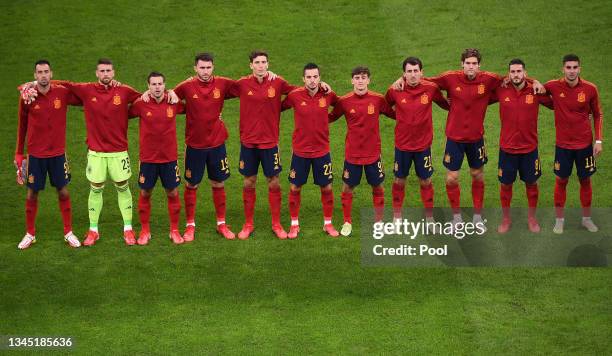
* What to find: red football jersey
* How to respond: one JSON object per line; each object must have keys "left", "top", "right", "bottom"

{"left": 228, "top": 74, "right": 296, "bottom": 148}
{"left": 56, "top": 81, "right": 141, "bottom": 152}
{"left": 329, "top": 91, "right": 395, "bottom": 165}
{"left": 544, "top": 78, "right": 603, "bottom": 149}
{"left": 173, "top": 76, "right": 234, "bottom": 149}
{"left": 16, "top": 84, "right": 82, "bottom": 157}
{"left": 385, "top": 80, "right": 449, "bottom": 151}
{"left": 428, "top": 70, "right": 502, "bottom": 142}
{"left": 492, "top": 83, "right": 553, "bottom": 154}
{"left": 281, "top": 88, "right": 338, "bottom": 158}
{"left": 128, "top": 96, "right": 185, "bottom": 163}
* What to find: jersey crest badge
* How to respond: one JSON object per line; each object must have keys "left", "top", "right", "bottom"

{"left": 247, "top": 91, "right": 253, "bottom": 96}
{"left": 185, "top": 169, "right": 192, "bottom": 179}
{"left": 478, "top": 84, "right": 485, "bottom": 94}
{"left": 146, "top": 111, "right": 152, "bottom": 117}
{"left": 113, "top": 95, "right": 122, "bottom": 105}
{"left": 54, "top": 98, "right": 62, "bottom": 109}
{"left": 166, "top": 107, "right": 174, "bottom": 118}
{"left": 504, "top": 97, "right": 510, "bottom": 102}
{"left": 139, "top": 175, "right": 145, "bottom": 183}
{"left": 289, "top": 169, "right": 296, "bottom": 179}
{"left": 319, "top": 98, "right": 327, "bottom": 107}
{"left": 28, "top": 174, "right": 34, "bottom": 183}
{"left": 554, "top": 161, "right": 560, "bottom": 171}
{"left": 525, "top": 95, "right": 534, "bottom": 104}
{"left": 213, "top": 88, "right": 221, "bottom": 99}
{"left": 239, "top": 160, "right": 245, "bottom": 169}
{"left": 268, "top": 87, "right": 276, "bottom": 98}
{"left": 577, "top": 92, "right": 586, "bottom": 102}
{"left": 367, "top": 103, "right": 375, "bottom": 115}
{"left": 444, "top": 153, "right": 451, "bottom": 163}
{"left": 343, "top": 169, "right": 350, "bottom": 179}
{"left": 301, "top": 101, "right": 307, "bottom": 106}
{"left": 498, "top": 169, "right": 503, "bottom": 177}
{"left": 394, "top": 162, "right": 399, "bottom": 172}
{"left": 420, "top": 94, "right": 429, "bottom": 104}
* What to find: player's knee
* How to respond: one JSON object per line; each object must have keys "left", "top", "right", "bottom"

{"left": 321, "top": 184, "right": 332, "bottom": 192}
{"left": 186, "top": 181, "right": 199, "bottom": 189}
{"left": 26, "top": 188, "right": 38, "bottom": 200}
{"left": 290, "top": 184, "right": 301, "bottom": 192}
{"left": 419, "top": 178, "right": 432, "bottom": 187}
{"left": 114, "top": 181, "right": 129, "bottom": 192}
{"left": 243, "top": 176, "right": 257, "bottom": 188}
{"left": 166, "top": 188, "right": 178, "bottom": 197}
{"left": 445, "top": 171, "right": 459, "bottom": 185}
{"left": 57, "top": 186, "right": 70, "bottom": 199}
{"left": 267, "top": 176, "right": 280, "bottom": 189}
{"left": 140, "top": 189, "right": 152, "bottom": 197}
{"left": 394, "top": 178, "right": 406, "bottom": 186}
{"left": 209, "top": 180, "right": 223, "bottom": 188}
{"left": 342, "top": 183, "right": 353, "bottom": 193}
{"left": 470, "top": 168, "right": 484, "bottom": 181}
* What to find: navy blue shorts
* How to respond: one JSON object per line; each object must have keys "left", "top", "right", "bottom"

{"left": 239, "top": 144, "right": 282, "bottom": 178}
{"left": 184, "top": 144, "right": 230, "bottom": 184}
{"left": 288, "top": 153, "right": 333, "bottom": 187}
{"left": 554, "top": 145, "right": 596, "bottom": 179}
{"left": 26, "top": 154, "right": 70, "bottom": 192}
{"left": 498, "top": 149, "right": 542, "bottom": 184}
{"left": 139, "top": 161, "right": 181, "bottom": 190}
{"left": 443, "top": 138, "right": 488, "bottom": 171}
{"left": 394, "top": 147, "right": 434, "bottom": 180}
{"left": 342, "top": 158, "right": 385, "bottom": 187}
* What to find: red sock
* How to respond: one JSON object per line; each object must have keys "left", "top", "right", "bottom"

{"left": 341, "top": 192, "right": 353, "bottom": 223}
{"left": 167, "top": 194, "right": 181, "bottom": 231}
{"left": 183, "top": 187, "right": 197, "bottom": 225}
{"left": 446, "top": 183, "right": 460, "bottom": 214}
{"left": 138, "top": 192, "right": 151, "bottom": 231}
{"left": 289, "top": 189, "right": 301, "bottom": 221}
{"left": 579, "top": 177, "right": 592, "bottom": 217}
{"left": 472, "top": 179, "right": 485, "bottom": 214}
{"left": 392, "top": 183, "right": 405, "bottom": 218}
{"left": 372, "top": 186, "right": 385, "bottom": 221}
{"left": 420, "top": 183, "right": 434, "bottom": 217}
{"left": 526, "top": 183, "right": 538, "bottom": 218}
{"left": 554, "top": 177, "right": 569, "bottom": 218}
{"left": 58, "top": 194, "right": 72, "bottom": 235}
{"left": 321, "top": 188, "right": 334, "bottom": 221}
{"left": 500, "top": 183, "right": 513, "bottom": 219}
{"left": 212, "top": 186, "right": 226, "bottom": 223}
{"left": 269, "top": 186, "right": 282, "bottom": 226}
{"left": 243, "top": 187, "right": 256, "bottom": 225}
{"left": 25, "top": 197, "right": 38, "bottom": 236}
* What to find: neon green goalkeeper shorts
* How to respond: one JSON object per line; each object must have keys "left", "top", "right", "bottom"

{"left": 86, "top": 150, "right": 132, "bottom": 183}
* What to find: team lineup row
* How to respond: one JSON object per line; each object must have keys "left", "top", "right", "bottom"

{"left": 14, "top": 48, "right": 604, "bottom": 249}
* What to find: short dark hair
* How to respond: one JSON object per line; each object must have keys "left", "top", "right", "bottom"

{"left": 563, "top": 54, "right": 580, "bottom": 65}
{"left": 303, "top": 62, "right": 319, "bottom": 75}
{"left": 402, "top": 56, "right": 423, "bottom": 71}
{"left": 508, "top": 58, "right": 526, "bottom": 69}
{"left": 195, "top": 52, "right": 214, "bottom": 65}
{"left": 34, "top": 59, "right": 51, "bottom": 70}
{"left": 249, "top": 50, "right": 268, "bottom": 62}
{"left": 147, "top": 71, "right": 165, "bottom": 83}
{"left": 97, "top": 58, "right": 113, "bottom": 66}
{"left": 351, "top": 66, "right": 370, "bottom": 77}
{"left": 461, "top": 48, "right": 481, "bottom": 63}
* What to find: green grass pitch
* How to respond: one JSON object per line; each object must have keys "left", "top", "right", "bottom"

{"left": 0, "top": 1, "right": 611, "bottom": 354}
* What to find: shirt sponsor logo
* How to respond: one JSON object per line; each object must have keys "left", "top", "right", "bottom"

{"left": 213, "top": 88, "right": 221, "bottom": 99}
{"left": 525, "top": 95, "right": 534, "bottom": 104}
{"left": 166, "top": 107, "right": 174, "bottom": 118}
{"left": 113, "top": 95, "right": 122, "bottom": 105}
{"left": 319, "top": 98, "right": 327, "bottom": 107}
{"left": 420, "top": 94, "right": 429, "bottom": 105}
{"left": 478, "top": 84, "right": 485, "bottom": 94}
{"left": 54, "top": 98, "right": 62, "bottom": 109}
{"left": 577, "top": 92, "right": 586, "bottom": 103}
{"left": 268, "top": 87, "right": 276, "bottom": 98}
{"left": 367, "top": 103, "right": 375, "bottom": 115}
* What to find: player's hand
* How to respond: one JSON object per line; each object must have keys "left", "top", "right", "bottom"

{"left": 141, "top": 90, "right": 151, "bottom": 102}
{"left": 320, "top": 81, "right": 332, "bottom": 93}
{"left": 167, "top": 90, "right": 179, "bottom": 104}
{"left": 391, "top": 77, "right": 404, "bottom": 91}
{"left": 532, "top": 80, "right": 545, "bottom": 94}
{"left": 110, "top": 79, "right": 122, "bottom": 87}
{"left": 594, "top": 142, "right": 603, "bottom": 158}
{"left": 501, "top": 76, "right": 511, "bottom": 88}
{"left": 14, "top": 153, "right": 25, "bottom": 185}
{"left": 267, "top": 71, "right": 278, "bottom": 81}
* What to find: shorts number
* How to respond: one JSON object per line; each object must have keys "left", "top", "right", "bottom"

{"left": 274, "top": 153, "right": 280, "bottom": 165}
{"left": 121, "top": 157, "right": 131, "bottom": 171}
{"left": 534, "top": 158, "right": 541, "bottom": 174}
{"left": 63, "top": 161, "right": 70, "bottom": 179}
{"left": 220, "top": 157, "right": 229, "bottom": 171}
{"left": 323, "top": 163, "right": 332, "bottom": 176}
{"left": 585, "top": 156, "right": 595, "bottom": 169}
{"left": 175, "top": 165, "right": 180, "bottom": 178}
{"left": 423, "top": 155, "right": 432, "bottom": 169}
{"left": 377, "top": 161, "right": 384, "bottom": 173}
{"left": 478, "top": 146, "right": 487, "bottom": 160}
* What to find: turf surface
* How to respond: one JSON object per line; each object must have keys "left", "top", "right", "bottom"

{"left": 1, "top": 1, "right": 611, "bottom": 354}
